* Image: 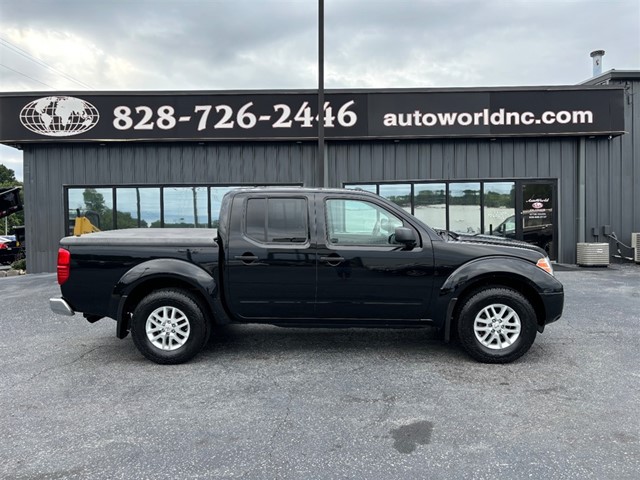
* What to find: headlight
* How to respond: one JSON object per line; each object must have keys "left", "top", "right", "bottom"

{"left": 536, "top": 257, "right": 554, "bottom": 276}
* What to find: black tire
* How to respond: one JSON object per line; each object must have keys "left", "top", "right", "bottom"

{"left": 131, "top": 289, "right": 210, "bottom": 364}
{"left": 456, "top": 287, "right": 537, "bottom": 363}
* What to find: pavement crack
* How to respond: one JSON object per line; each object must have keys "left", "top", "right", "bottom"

{"left": 26, "top": 346, "right": 104, "bottom": 382}
{"left": 266, "top": 385, "right": 293, "bottom": 478}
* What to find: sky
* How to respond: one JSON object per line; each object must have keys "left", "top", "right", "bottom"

{"left": 1, "top": 0, "right": 639, "bottom": 181}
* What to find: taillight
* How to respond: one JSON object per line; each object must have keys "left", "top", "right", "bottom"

{"left": 57, "top": 248, "right": 71, "bottom": 285}
{"left": 0, "top": 243, "right": 7, "bottom": 250}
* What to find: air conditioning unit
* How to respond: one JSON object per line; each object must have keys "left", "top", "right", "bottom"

{"left": 633, "top": 233, "right": 640, "bottom": 263}
{"left": 577, "top": 243, "right": 609, "bottom": 267}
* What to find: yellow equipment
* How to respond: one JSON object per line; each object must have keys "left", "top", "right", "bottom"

{"left": 73, "top": 211, "right": 101, "bottom": 236}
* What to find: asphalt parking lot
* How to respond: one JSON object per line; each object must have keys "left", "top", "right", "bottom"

{"left": 1, "top": 265, "right": 639, "bottom": 479}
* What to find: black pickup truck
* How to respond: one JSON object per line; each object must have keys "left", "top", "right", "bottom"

{"left": 50, "top": 188, "right": 563, "bottom": 364}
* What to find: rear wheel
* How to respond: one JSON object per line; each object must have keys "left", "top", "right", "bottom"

{"left": 131, "top": 289, "right": 210, "bottom": 364}
{"left": 457, "top": 287, "right": 537, "bottom": 363}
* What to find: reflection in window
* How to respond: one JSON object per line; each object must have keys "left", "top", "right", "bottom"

{"left": 163, "top": 187, "right": 208, "bottom": 228}
{"left": 326, "top": 199, "right": 403, "bottom": 245}
{"left": 449, "top": 183, "right": 480, "bottom": 234}
{"left": 483, "top": 182, "right": 515, "bottom": 235}
{"left": 413, "top": 183, "right": 446, "bottom": 230}
{"left": 116, "top": 188, "right": 161, "bottom": 228}
{"left": 67, "top": 187, "right": 114, "bottom": 233}
{"left": 379, "top": 184, "right": 411, "bottom": 214}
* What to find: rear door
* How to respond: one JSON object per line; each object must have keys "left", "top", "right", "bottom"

{"left": 224, "top": 193, "right": 317, "bottom": 320}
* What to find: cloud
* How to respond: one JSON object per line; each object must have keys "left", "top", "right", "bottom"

{"left": 0, "top": 0, "right": 637, "bottom": 93}
{"left": 0, "top": 0, "right": 636, "bottom": 190}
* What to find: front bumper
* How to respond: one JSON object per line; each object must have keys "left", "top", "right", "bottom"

{"left": 50, "top": 297, "right": 75, "bottom": 316}
{"left": 541, "top": 291, "right": 564, "bottom": 326}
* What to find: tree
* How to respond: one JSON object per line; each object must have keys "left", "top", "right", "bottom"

{"left": 82, "top": 188, "right": 107, "bottom": 215}
{"left": 0, "top": 164, "right": 17, "bottom": 185}
{"left": 0, "top": 164, "right": 24, "bottom": 236}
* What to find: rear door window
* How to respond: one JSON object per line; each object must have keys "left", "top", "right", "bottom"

{"left": 245, "top": 197, "right": 308, "bottom": 244}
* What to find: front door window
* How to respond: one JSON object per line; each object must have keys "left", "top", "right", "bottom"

{"left": 325, "top": 199, "right": 403, "bottom": 246}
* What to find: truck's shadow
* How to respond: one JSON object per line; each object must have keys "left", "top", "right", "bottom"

{"left": 202, "top": 324, "right": 463, "bottom": 361}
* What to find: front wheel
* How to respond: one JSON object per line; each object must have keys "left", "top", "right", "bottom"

{"left": 131, "top": 289, "right": 210, "bottom": 364}
{"left": 457, "top": 287, "right": 537, "bottom": 363}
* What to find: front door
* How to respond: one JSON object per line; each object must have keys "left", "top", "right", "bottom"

{"left": 315, "top": 196, "right": 434, "bottom": 320}
{"left": 225, "top": 194, "right": 316, "bottom": 320}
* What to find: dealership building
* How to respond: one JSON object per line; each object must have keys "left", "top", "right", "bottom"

{"left": 0, "top": 70, "right": 638, "bottom": 273}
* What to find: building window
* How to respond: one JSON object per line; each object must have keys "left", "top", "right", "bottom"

{"left": 483, "top": 182, "right": 515, "bottom": 235}
{"left": 116, "top": 187, "right": 161, "bottom": 228}
{"left": 211, "top": 186, "right": 250, "bottom": 228}
{"left": 65, "top": 183, "right": 299, "bottom": 233}
{"left": 414, "top": 183, "right": 446, "bottom": 230}
{"left": 67, "top": 187, "right": 114, "bottom": 234}
{"left": 163, "top": 187, "right": 209, "bottom": 228}
{"left": 379, "top": 184, "right": 412, "bottom": 214}
{"left": 448, "top": 182, "right": 480, "bottom": 234}
{"left": 344, "top": 180, "right": 514, "bottom": 235}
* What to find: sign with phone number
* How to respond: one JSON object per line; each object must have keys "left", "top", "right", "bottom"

{"left": 0, "top": 88, "right": 624, "bottom": 142}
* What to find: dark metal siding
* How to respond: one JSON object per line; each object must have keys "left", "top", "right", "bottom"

{"left": 23, "top": 79, "right": 640, "bottom": 273}
{"left": 24, "top": 142, "right": 316, "bottom": 273}
{"left": 328, "top": 138, "right": 578, "bottom": 263}
{"left": 585, "top": 78, "right": 639, "bottom": 250}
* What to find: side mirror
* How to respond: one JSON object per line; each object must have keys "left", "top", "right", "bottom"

{"left": 394, "top": 227, "right": 416, "bottom": 247}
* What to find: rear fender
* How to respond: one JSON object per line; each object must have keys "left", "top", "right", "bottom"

{"left": 110, "top": 259, "right": 220, "bottom": 339}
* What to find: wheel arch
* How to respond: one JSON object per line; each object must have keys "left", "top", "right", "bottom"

{"left": 112, "top": 259, "right": 218, "bottom": 339}
{"left": 438, "top": 257, "right": 556, "bottom": 339}
{"left": 451, "top": 274, "right": 546, "bottom": 332}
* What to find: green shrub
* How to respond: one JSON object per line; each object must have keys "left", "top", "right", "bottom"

{"left": 11, "top": 258, "right": 26, "bottom": 271}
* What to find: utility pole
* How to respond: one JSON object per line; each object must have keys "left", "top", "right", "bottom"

{"left": 317, "top": 0, "right": 326, "bottom": 187}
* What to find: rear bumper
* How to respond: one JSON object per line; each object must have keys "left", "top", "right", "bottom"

{"left": 50, "top": 297, "right": 75, "bottom": 316}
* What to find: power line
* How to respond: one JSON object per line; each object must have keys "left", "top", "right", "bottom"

{"left": 0, "top": 63, "right": 55, "bottom": 89}
{"left": 0, "top": 37, "right": 93, "bottom": 89}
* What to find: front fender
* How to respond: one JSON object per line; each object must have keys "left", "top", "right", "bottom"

{"left": 433, "top": 256, "right": 563, "bottom": 333}
{"left": 440, "top": 256, "right": 562, "bottom": 296}
{"left": 109, "top": 259, "right": 218, "bottom": 338}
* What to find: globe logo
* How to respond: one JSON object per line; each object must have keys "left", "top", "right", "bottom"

{"left": 20, "top": 96, "right": 99, "bottom": 137}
